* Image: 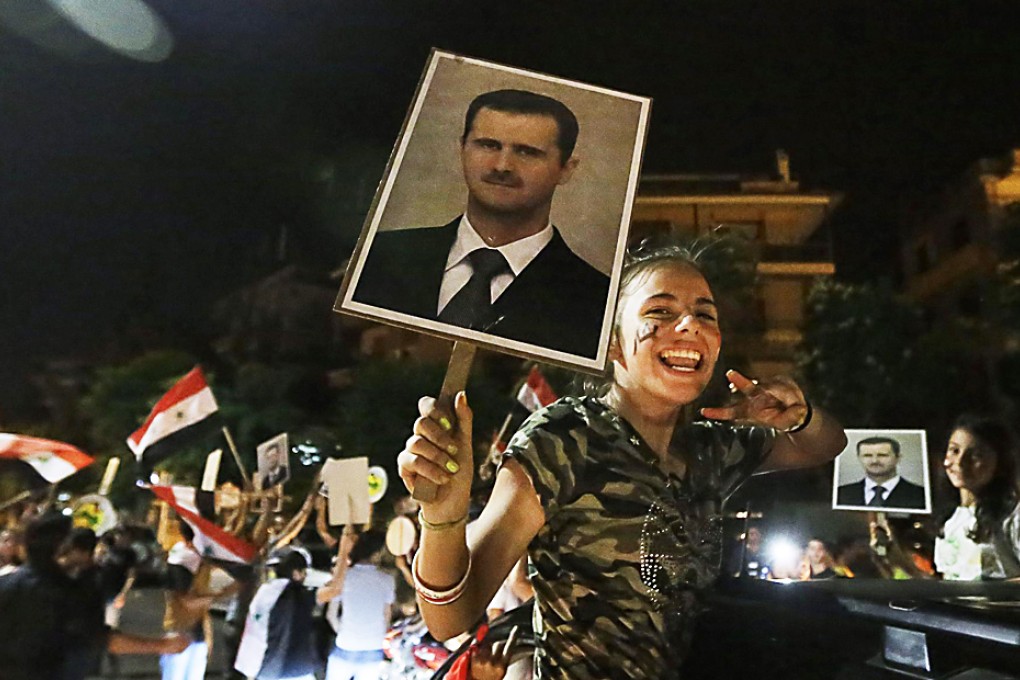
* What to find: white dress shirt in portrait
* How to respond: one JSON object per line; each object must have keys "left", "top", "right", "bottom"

{"left": 864, "top": 475, "right": 902, "bottom": 505}
{"left": 437, "top": 215, "right": 553, "bottom": 315}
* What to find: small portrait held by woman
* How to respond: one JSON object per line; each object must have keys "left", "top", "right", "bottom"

{"left": 934, "top": 414, "right": 1020, "bottom": 581}
{"left": 397, "top": 240, "right": 847, "bottom": 679}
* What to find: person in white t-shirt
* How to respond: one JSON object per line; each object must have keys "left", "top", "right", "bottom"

{"left": 317, "top": 529, "right": 395, "bottom": 680}
{"left": 486, "top": 555, "right": 532, "bottom": 622}
{"left": 935, "top": 414, "right": 1020, "bottom": 580}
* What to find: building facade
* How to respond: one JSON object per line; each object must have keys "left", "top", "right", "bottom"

{"left": 900, "top": 149, "right": 1020, "bottom": 322}
{"left": 630, "top": 154, "right": 842, "bottom": 376}
{"left": 898, "top": 149, "right": 1020, "bottom": 415}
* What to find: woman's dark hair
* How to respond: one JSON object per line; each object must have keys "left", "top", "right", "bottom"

{"left": 277, "top": 549, "right": 309, "bottom": 577}
{"left": 348, "top": 529, "right": 386, "bottom": 566}
{"left": 936, "top": 413, "right": 1019, "bottom": 543}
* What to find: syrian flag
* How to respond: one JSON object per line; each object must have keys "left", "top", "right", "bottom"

{"left": 516, "top": 366, "right": 557, "bottom": 412}
{"left": 234, "top": 578, "right": 290, "bottom": 678}
{"left": 0, "top": 434, "right": 93, "bottom": 483}
{"left": 128, "top": 367, "right": 220, "bottom": 469}
{"left": 149, "top": 484, "right": 256, "bottom": 564}
{"left": 490, "top": 367, "right": 559, "bottom": 457}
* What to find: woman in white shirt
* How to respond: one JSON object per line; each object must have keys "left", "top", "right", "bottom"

{"left": 317, "top": 529, "right": 395, "bottom": 680}
{"left": 934, "top": 414, "right": 1020, "bottom": 580}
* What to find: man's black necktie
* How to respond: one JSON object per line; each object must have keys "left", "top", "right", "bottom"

{"left": 868, "top": 486, "right": 887, "bottom": 507}
{"left": 438, "top": 248, "right": 510, "bottom": 329}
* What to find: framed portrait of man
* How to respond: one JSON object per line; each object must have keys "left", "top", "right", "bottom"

{"left": 832, "top": 429, "right": 931, "bottom": 514}
{"left": 256, "top": 433, "right": 290, "bottom": 489}
{"left": 335, "top": 49, "right": 652, "bottom": 372}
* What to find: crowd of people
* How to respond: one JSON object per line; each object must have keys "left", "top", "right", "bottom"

{"left": 1, "top": 241, "right": 1019, "bottom": 679}
{"left": 0, "top": 512, "right": 190, "bottom": 680}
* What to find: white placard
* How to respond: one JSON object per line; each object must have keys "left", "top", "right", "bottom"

{"left": 98, "top": 457, "right": 120, "bottom": 496}
{"left": 201, "top": 449, "right": 222, "bottom": 492}
{"left": 322, "top": 457, "right": 370, "bottom": 526}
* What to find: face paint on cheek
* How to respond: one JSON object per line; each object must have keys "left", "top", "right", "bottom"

{"left": 633, "top": 322, "right": 659, "bottom": 355}
{"left": 638, "top": 322, "right": 659, "bottom": 343}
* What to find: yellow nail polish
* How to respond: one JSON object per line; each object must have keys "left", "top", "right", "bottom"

{"left": 440, "top": 417, "right": 452, "bottom": 431}
{"left": 447, "top": 444, "right": 458, "bottom": 456}
{"left": 446, "top": 460, "right": 460, "bottom": 474}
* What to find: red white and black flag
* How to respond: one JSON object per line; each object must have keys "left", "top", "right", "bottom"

{"left": 0, "top": 434, "right": 93, "bottom": 483}
{"left": 149, "top": 484, "right": 256, "bottom": 564}
{"left": 516, "top": 366, "right": 558, "bottom": 412}
{"left": 127, "top": 367, "right": 220, "bottom": 470}
{"left": 491, "top": 366, "right": 559, "bottom": 456}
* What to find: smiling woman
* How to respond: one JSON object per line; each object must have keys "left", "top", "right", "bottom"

{"left": 934, "top": 414, "right": 1020, "bottom": 580}
{"left": 397, "top": 240, "right": 847, "bottom": 679}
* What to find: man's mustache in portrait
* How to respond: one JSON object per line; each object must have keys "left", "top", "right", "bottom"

{"left": 483, "top": 170, "right": 523, "bottom": 187}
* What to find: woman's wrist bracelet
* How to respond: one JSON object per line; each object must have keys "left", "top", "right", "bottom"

{"left": 412, "top": 550, "right": 471, "bottom": 605}
{"left": 418, "top": 509, "right": 468, "bottom": 532}
{"left": 784, "top": 401, "right": 813, "bottom": 434}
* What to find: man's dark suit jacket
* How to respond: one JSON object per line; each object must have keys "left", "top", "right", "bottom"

{"left": 836, "top": 478, "right": 926, "bottom": 509}
{"left": 352, "top": 219, "right": 610, "bottom": 359}
{"left": 262, "top": 466, "right": 288, "bottom": 488}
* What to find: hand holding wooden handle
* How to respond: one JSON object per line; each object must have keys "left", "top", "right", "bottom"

{"left": 412, "top": 342, "right": 476, "bottom": 501}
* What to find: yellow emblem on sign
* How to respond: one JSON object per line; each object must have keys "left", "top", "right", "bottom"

{"left": 367, "top": 466, "right": 388, "bottom": 504}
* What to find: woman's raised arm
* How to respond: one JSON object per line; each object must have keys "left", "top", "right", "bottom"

{"left": 398, "top": 392, "right": 544, "bottom": 639}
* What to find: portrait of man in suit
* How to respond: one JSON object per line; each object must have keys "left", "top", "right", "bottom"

{"left": 835, "top": 435, "right": 928, "bottom": 511}
{"left": 351, "top": 89, "right": 608, "bottom": 359}
{"left": 258, "top": 436, "right": 289, "bottom": 489}
{"left": 337, "top": 50, "right": 651, "bottom": 371}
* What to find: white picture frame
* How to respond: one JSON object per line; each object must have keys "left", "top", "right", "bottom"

{"left": 335, "top": 49, "right": 652, "bottom": 373}
{"left": 832, "top": 429, "right": 932, "bottom": 515}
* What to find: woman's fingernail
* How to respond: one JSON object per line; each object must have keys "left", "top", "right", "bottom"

{"left": 440, "top": 417, "right": 452, "bottom": 431}
{"left": 446, "top": 460, "right": 460, "bottom": 474}
{"left": 447, "top": 444, "right": 458, "bottom": 456}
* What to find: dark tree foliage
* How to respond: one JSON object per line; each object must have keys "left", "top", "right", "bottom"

{"left": 798, "top": 278, "right": 988, "bottom": 433}
{"left": 330, "top": 357, "right": 511, "bottom": 503}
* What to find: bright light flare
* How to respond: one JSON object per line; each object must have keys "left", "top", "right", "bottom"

{"left": 47, "top": 0, "right": 173, "bottom": 62}
{"left": 766, "top": 536, "right": 804, "bottom": 579}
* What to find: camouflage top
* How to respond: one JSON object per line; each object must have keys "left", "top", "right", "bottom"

{"left": 503, "top": 396, "right": 774, "bottom": 680}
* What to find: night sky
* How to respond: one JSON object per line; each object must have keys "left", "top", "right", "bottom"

{"left": 2, "top": 0, "right": 1020, "bottom": 414}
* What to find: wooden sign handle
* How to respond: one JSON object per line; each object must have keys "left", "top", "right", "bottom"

{"left": 412, "top": 341, "right": 476, "bottom": 502}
